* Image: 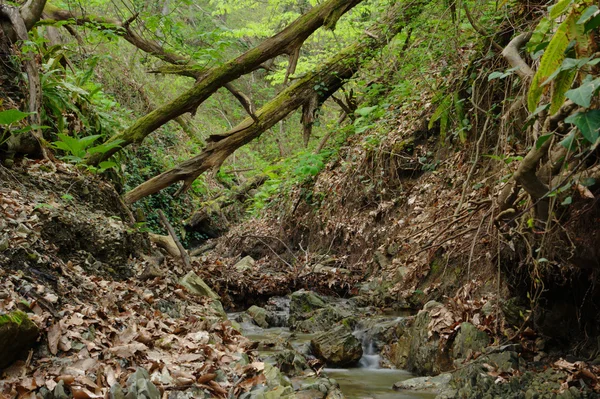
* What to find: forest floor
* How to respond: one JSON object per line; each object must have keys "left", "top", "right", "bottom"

{"left": 2, "top": 153, "right": 600, "bottom": 399}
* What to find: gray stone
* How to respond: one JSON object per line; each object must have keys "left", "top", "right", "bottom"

{"left": 289, "top": 290, "right": 326, "bottom": 324}
{"left": 451, "top": 322, "right": 489, "bottom": 359}
{"left": 0, "top": 236, "right": 9, "bottom": 252}
{"left": 406, "top": 301, "right": 452, "bottom": 375}
{"left": 248, "top": 305, "right": 270, "bottom": 328}
{"left": 293, "top": 306, "right": 352, "bottom": 333}
{"left": 311, "top": 325, "right": 362, "bottom": 366}
{"left": 0, "top": 311, "right": 39, "bottom": 369}
{"left": 393, "top": 373, "right": 451, "bottom": 392}
{"left": 271, "top": 349, "right": 310, "bottom": 376}
{"left": 235, "top": 256, "right": 255, "bottom": 272}
{"left": 179, "top": 271, "right": 219, "bottom": 300}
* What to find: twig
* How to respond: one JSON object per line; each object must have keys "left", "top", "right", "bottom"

{"left": 157, "top": 210, "right": 191, "bottom": 269}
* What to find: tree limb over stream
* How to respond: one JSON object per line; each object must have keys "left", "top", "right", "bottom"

{"left": 123, "top": 0, "right": 430, "bottom": 204}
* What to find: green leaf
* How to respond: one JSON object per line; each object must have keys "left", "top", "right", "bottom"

{"left": 0, "top": 109, "right": 30, "bottom": 125}
{"left": 355, "top": 106, "right": 378, "bottom": 117}
{"left": 77, "top": 134, "right": 102, "bottom": 149}
{"left": 87, "top": 139, "right": 125, "bottom": 154}
{"left": 550, "top": 68, "right": 578, "bottom": 114}
{"left": 549, "top": 0, "right": 573, "bottom": 19}
{"left": 577, "top": 5, "right": 598, "bottom": 24}
{"left": 533, "top": 103, "right": 550, "bottom": 116}
{"left": 565, "top": 110, "right": 600, "bottom": 143}
{"left": 580, "top": 177, "right": 596, "bottom": 186}
{"left": 528, "top": 13, "right": 575, "bottom": 112}
{"left": 585, "top": 14, "right": 600, "bottom": 32}
{"left": 559, "top": 131, "right": 576, "bottom": 150}
{"left": 536, "top": 133, "right": 554, "bottom": 149}
{"left": 565, "top": 76, "right": 600, "bottom": 107}
{"left": 561, "top": 196, "right": 572, "bottom": 205}
{"left": 527, "top": 18, "right": 552, "bottom": 53}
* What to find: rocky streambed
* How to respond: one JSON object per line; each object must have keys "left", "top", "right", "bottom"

{"left": 232, "top": 290, "right": 600, "bottom": 399}
{"left": 231, "top": 290, "right": 438, "bottom": 398}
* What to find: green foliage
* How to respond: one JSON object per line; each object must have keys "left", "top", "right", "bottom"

{"left": 0, "top": 109, "right": 30, "bottom": 125}
{"left": 527, "top": 0, "right": 595, "bottom": 113}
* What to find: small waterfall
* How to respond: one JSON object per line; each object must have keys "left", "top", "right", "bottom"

{"left": 354, "top": 329, "right": 381, "bottom": 369}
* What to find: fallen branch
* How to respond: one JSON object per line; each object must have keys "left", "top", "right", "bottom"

{"left": 123, "top": 0, "right": 429, "bottom": 203}
{"left": 54, "top": 0, "right": 364, "bottom": 165}
{"left": 157, "top": 210, "right": 191, "bottom": 269}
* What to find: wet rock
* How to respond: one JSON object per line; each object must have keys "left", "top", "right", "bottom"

{"left": 451, "top": 322, "right": 489, "bottom": 359}
{"left": 406, "top": 301, "right": 452, "bottom": 375}
{"left": 289, "top": 290, "right": 326, "bottom": 325}
{"left": 294, "top": 306, "right": 352, "bottom": 333}
{"left": 210, "top": 299, "right": 227, "bottom": 319}
{"left": 271, "top": 349, "right": 310, "bottom": 376}
{"left": 0, "top": 310, "right": 39, "bottom": 369}
{"left": 296, "top": 377, "right": 342, "bottom": 399}
{"left": 393, "top": 373, "right": 451, "bottom": 392}
{"left": 356, "top": 315, "right": 410, "bottom": 352}
{"left": 235, "top": 256, "right": 255, "bottom": 272}
{"left": 179, "top": 271, "right": 219, "bottom": 300}
{"left": 248, "top": 305, "right": 270, "bottom": 328}
{"left": 382, "top": 335, "right": 411, "bottom": 369}
{"left": 264, "top": 297, "right": 290, "bottom": 327}
{"left": 438, "top": 356, "right": 588, "bottom": 399}
{"left": 311, "top": 325, "right": 362, "bottom": 366}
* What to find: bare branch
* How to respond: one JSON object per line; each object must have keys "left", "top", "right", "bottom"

{"left": 502, "top": 33, "right": 534, "bottom": 80}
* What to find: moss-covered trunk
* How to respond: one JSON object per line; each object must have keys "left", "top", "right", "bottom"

{"left": 83, "top": 0, "right": 364, "bottom": 166}
{"left": 124, "top": 0, "right": 429, "bottom": 204}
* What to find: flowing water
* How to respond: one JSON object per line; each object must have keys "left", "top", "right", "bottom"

{"left": 230, "top": 311, "right": 437, "bottom": 399}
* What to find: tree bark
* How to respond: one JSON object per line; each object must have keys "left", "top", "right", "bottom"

{"left": 123, "top": 0, "right": 429, "bottom": 204}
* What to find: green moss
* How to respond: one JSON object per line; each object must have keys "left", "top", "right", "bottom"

{"left": 0, "top": 311, "right": 28, "bottom": 326}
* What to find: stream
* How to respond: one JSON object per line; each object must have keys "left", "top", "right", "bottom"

{"left": 230, "top": 308, "right": 436, "bottom": 399}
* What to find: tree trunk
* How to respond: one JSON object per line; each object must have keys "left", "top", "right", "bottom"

{"left": 123, "top": 0, "right": 429, "bottom": 204}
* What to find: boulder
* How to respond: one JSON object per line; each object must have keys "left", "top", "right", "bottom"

{"left": 248, "top": 305, "right": 270, "bottom": 328}
{"left": 289, "top": 290, "right": 326, "bottom": 325}
{"left": 355, "top": 316, "right": 411, "bottom": 352}
{"left": 406, "top": 301, "right": 452, "bottom": 375}
{"left": 451, "top": 322, "right": 489, "bottom": 359}
{"left": 180, "top": 271, "right": 219, "bottom": 300}
{"left": 293, "top": 306, "right": 352, "bottom": 333}
{"left": 235, "top": 256, "right": 255, "bottom": 272}
{"left": 501, "top": 297, "right": 527, "bottom": 326}
{"left": 0, "top": 311, "right": 39, "bottom": 369}
{"left": 270, "top": 349, "right": 310, "bottom": 377}
{"left": 311, "top": 325, "right": 362, "bottom": 366}
{"left": 393, "top": 373, "right": 452, "bottom": 392}
{"left": 382, "top": 335, "right": 411, "bottom": 369}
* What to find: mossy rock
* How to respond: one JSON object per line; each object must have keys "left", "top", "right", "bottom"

{"left": 247, "top": 305, "right": 270, "bottom": 328}
{"left": 451, "top": 322, "right": 489, "bottom": 360}
{"left": 0, "top": 311, "right": 39, "bottom": 369}
{"left": 289, "top": 290, "right": 326, "bottom": 325}
{"left": 311, "top": 324, "right": 362, "bottom": 366}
